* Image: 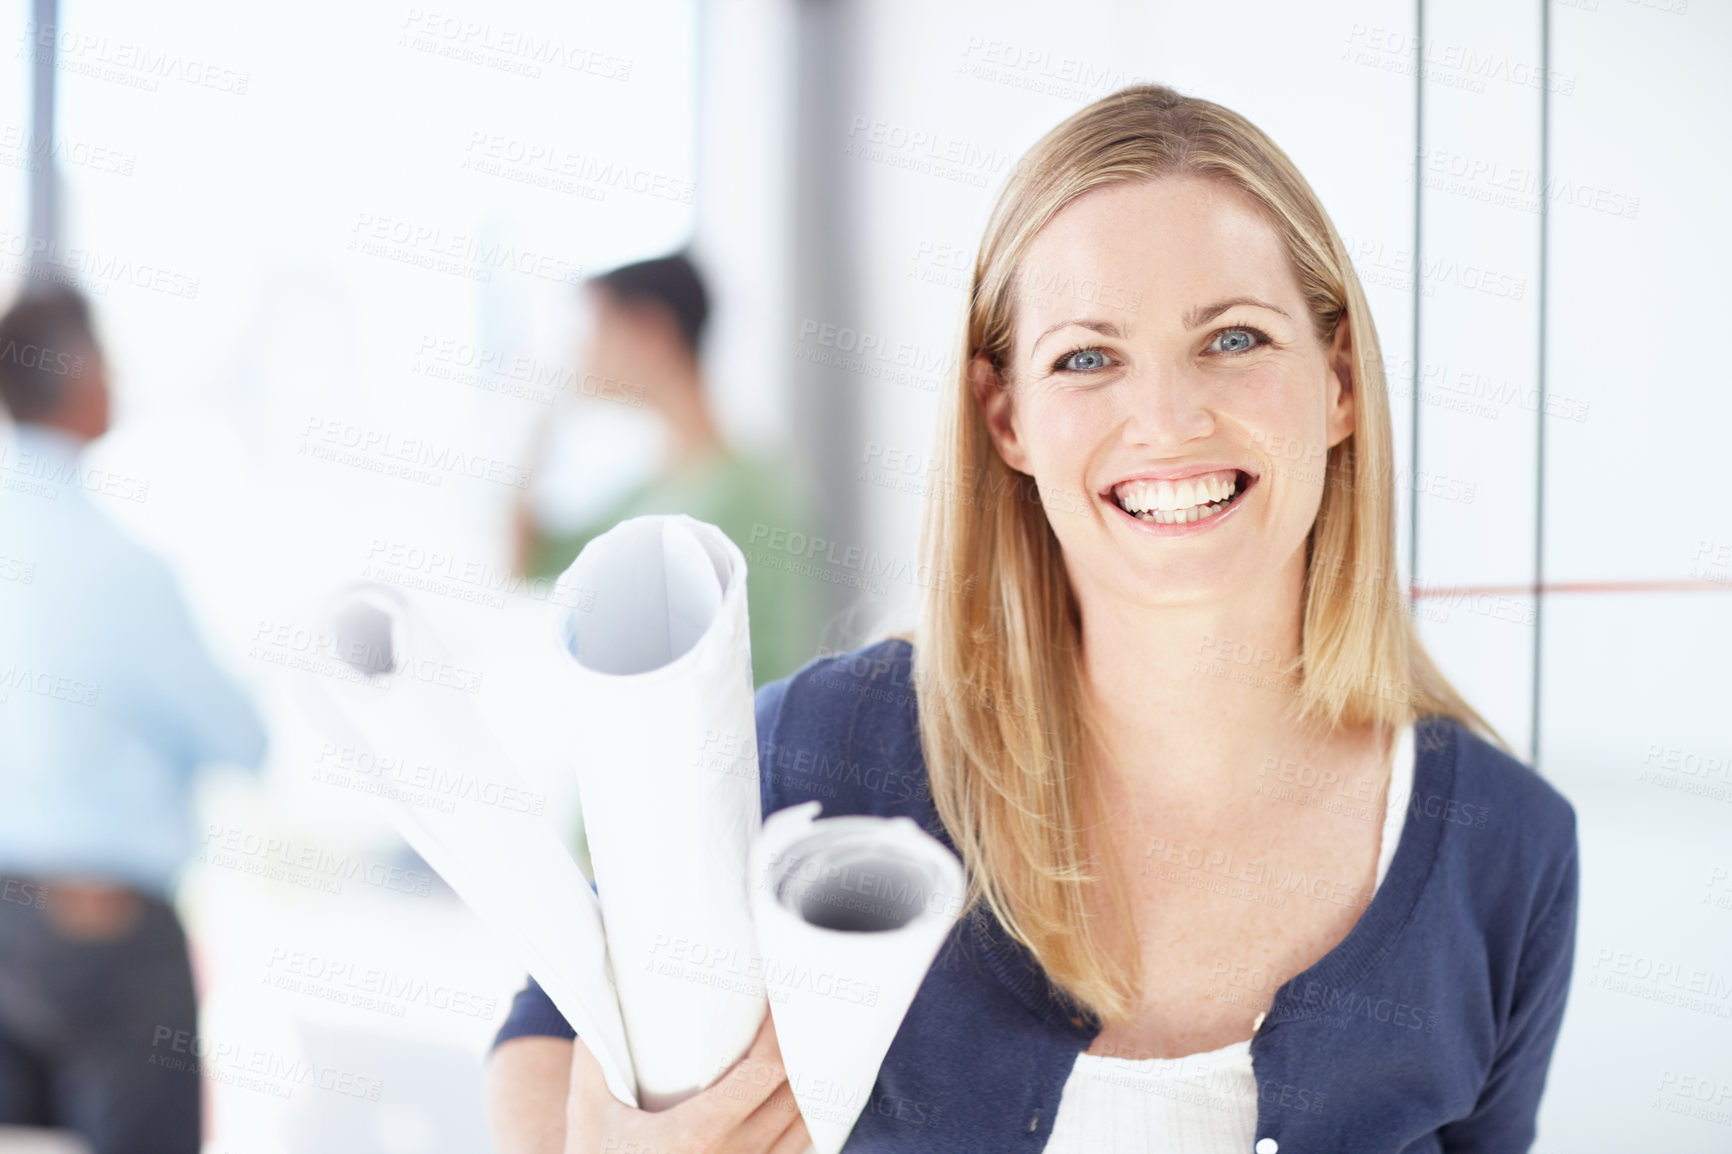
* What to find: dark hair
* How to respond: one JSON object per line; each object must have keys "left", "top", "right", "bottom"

{"left": 589, "top": 251, "right": 710, "bottom": 356}
{"left": 0, "top": 287, "right": 101, "bottom": 422}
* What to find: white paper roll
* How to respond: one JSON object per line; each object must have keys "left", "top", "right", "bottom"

{"left": 748, "top": 801, "right": 967, "bottom": 1154}
{"left": 295, "top": 582, "right": 640, "bottom": 1106}
{"left": 554, "top": 515, "right": 767, "bottom": 1110}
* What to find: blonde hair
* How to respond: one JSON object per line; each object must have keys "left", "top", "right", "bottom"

{"left": 911, "top": 84, "right": 1499, "bottom": 1025}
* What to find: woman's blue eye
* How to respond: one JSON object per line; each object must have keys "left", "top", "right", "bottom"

{"left": 1056, "top": 347, "right": 1110, "bottom": 372}
{"left": 1209, "top": 327, "right": 1266, "bottom": 354}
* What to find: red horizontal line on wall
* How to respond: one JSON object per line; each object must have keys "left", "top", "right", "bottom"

{"left": 1410, "top": 579, "right": 1732, "bottom": 600}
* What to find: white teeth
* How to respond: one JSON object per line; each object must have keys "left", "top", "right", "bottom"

{"left": 1114, "top": 472, "right": 1241, "bottom": 517}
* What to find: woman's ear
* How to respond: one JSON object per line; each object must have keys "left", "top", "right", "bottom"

{"left": 970, "top": 352, "right": 1031, "bottom": 474}
{"left": 1324, "top": 317, "right": 1356, "bottom": 450}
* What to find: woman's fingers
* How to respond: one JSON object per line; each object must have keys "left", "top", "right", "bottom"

{"left": 561, "top": 1015, "right": 812, "bottom": 1154}
{"left": 565, "top": 1037, "right": 618, "bottom": 1124}
{"left": 719, "top": 1081, "right": 805, "bottom": 1154}
{"left": 766, "top": 1113, "right": 814, "bottom": 1154}
{"left": 671, "top": 1013, "right": 790, "bottom": 1138}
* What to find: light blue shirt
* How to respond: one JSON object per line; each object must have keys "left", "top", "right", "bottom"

{"left": 0, "top": 423, "right": 266, "bottom": 896}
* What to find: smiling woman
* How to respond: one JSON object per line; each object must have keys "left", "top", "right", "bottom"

{"left": 488, "top": 84, "right": 1580, "bottom": 1154}
{"left": 923, "top": 86, "right": 1502, "bottom": 1026}
{"left": 905, "top": 84, "right": 1576, "bottom": 1151}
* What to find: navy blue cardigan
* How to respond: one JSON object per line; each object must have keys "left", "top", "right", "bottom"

{"left": 496, "top": 639, "right": 1579, "bottom": 1153}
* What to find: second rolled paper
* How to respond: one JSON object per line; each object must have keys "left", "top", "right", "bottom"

{"left": 556, "top": 515, "right": 766, "bottom": 1110}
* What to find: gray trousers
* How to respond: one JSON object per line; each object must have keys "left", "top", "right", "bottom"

{"left": 0, "top": 880, "right": 199, "bottom": 1154}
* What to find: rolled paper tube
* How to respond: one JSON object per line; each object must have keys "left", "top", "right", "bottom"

{"left": 554, "top": 515, "right": 766, "bottom": 1110}
{"left": 748, "top": 801, "right": 967, "bottom": 1154}
{"left": 297, "top": 581, "right": 639, "bottom": 1106}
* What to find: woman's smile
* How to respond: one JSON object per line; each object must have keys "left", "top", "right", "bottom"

{"left": 1102, "top": 466, "right": 1261, "bottom": 534}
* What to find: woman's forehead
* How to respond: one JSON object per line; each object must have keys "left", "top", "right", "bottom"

{"left": 1011, "top": 176, "right": 1301, "bottom": 335}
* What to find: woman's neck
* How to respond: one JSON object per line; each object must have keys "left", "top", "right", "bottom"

{"left": 1075, "top": 548, "right": 1329, "bottom": 813}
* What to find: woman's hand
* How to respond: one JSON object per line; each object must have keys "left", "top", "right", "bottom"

{"left": 565, "top": 1013, "right": 812, "bottom": 1154}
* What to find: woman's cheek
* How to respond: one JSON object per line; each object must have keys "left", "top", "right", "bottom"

{"left": 1019, "top": 387, "right": 1098, "bottom": 476}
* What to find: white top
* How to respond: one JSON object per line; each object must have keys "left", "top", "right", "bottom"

{"left": 1042, "top": 724, "right": 1416, "bottom": 1153}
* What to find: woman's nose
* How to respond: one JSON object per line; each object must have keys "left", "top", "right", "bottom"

{"left": 1118, "top": 362, "right": 1214, "bottom": 449}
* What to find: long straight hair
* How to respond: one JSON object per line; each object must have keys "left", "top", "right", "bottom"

{"left": 912, "top": 84, "right": 1498, "bottom": 1025}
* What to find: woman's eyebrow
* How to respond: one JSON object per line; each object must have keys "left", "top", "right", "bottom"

{"left": 1182, "top": 296, "right": 1290, "bottom": 329}
{"left": 1032, "top": 318, "right": 1124, "bottom": 350}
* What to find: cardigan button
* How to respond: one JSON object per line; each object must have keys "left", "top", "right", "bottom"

{"left": 1255, "top": 1139, "right": 1278, "bottom": 1154}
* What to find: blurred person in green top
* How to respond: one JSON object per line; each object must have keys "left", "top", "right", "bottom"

{"left": 514, "top": 252, "right": 818, "bottom": 685}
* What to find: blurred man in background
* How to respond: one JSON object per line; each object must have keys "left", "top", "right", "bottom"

{"left": 515, "top": 252, "right": 817, "bottom": 685}
{"left": 0, "top": 287, "right": 268, "bottom": 1153}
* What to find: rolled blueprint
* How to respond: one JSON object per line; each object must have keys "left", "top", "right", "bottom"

{"left": 554, "top": 515, "right": 766, "bottom": 1110}
{"left": 296, "top": 582, "right": 640, "bottom": 1106}
{"left": 749, "top": 801, "right": 967, "bottom": 1154}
